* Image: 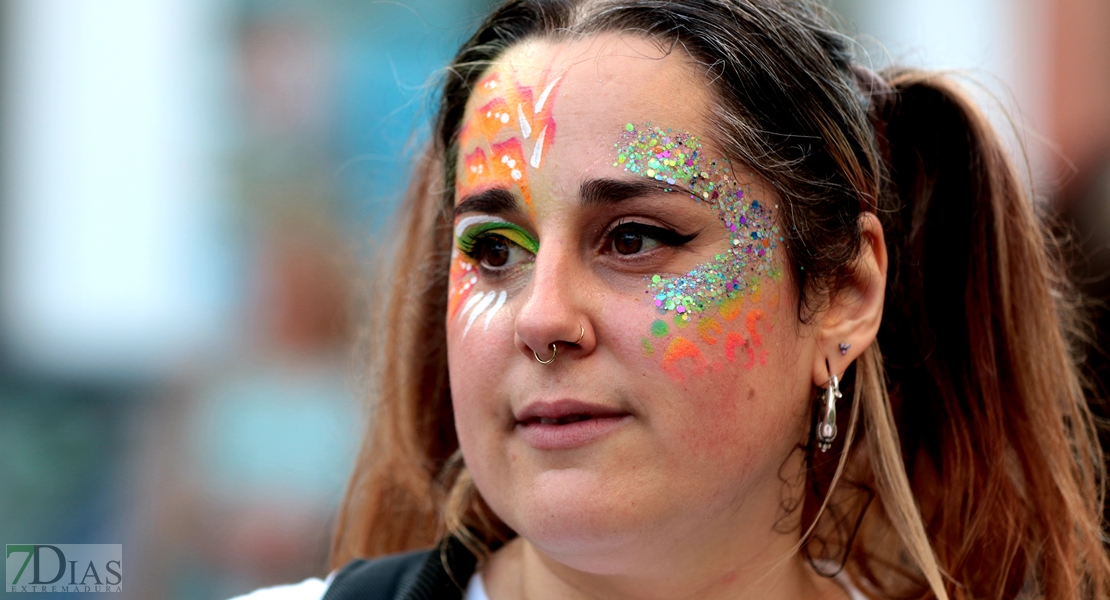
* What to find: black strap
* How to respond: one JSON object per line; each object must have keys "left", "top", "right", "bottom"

{"left": 322, "top": 538, "right": 478, "bottom": 600}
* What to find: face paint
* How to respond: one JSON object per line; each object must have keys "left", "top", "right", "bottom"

{"left": 449, "top": 216, "right": 539, "bottom": 336}
{"left": 616, "top": 123, "right": 783, "bottom": 380}
{"left": 454, "top": 284, "right": 509, "bottom": 337}
{"left": 448, "top": 250, "right": 479, "bottom": 319}
{"left": 449, "top": 67, "right": 564, "bottom": 336}
{"left": 456, "top": 71, "right": 564, "bottom": 214}
{"left": 455, "top": 216, "right": 540, "bottom": 255}
{"left": 462, "top": 290, "right": 496, "bottom": 336}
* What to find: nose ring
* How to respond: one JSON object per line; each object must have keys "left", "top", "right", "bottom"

{"left": 534, "top": 343, "right": 557, "bottom": 365}
{"left": 573, "top": 324, "right": 585, "bottom": 345}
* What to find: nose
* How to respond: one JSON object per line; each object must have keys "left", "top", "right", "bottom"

{"left": 513, "top": 236, "right": 595, "bottom": 362}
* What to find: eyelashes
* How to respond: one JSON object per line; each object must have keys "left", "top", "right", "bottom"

{"left": 601, "top": 220, "right": 697, "bottom": 251}
{"left": 455, "top": 216, "right": 540, "bottom": 256}
{"left": 454, "top": 215, "right": 697, "bottom": 269}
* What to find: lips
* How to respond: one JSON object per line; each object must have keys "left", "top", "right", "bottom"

{"left": 514, "top": 399, "right": 632, "bottom": 450}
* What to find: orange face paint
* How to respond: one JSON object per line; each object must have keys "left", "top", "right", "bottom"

{"left": 697, "top": 317, "right": 722, "bottom": 345}
{"left": 660, "top": 337, "right": 709, "bottom": 382}
{"left": 745, "top": 310, "right": 766, "bottom": 348}
{"left": 455, "top": 70, "right": 564, "bottom": 215}
{"left": 447, "top": 251, "right": 479, "bottom": 319}
{"left": 724, "top": 332, "right": 748, "bottom": 364}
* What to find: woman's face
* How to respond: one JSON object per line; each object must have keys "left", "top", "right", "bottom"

{"left": 446, "top": 35, "right": 821, "bottom": 571}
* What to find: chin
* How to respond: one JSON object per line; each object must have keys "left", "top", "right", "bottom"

{"left": 492, "top": 468, "right": 668, "bottom": 574}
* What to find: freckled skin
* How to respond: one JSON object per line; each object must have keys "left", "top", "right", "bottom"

{"left": 447, "top": 34, "right": 834, "bottom": 600}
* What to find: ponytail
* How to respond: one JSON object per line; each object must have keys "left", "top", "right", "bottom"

{"left": 850, "top": 69, "right": 1110, "bottom": 599}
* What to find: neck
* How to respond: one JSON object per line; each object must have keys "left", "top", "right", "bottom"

{"left": 483, "top": 534, "right": 847, "bottom": 600}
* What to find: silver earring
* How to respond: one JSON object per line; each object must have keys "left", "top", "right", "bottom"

{"left": 816, "top": 374, "right": 842, "bottom": 452}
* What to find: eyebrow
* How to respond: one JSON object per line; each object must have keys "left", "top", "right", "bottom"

{"left": 579, "top": 178, "right": 678, "bottom": 207}
{"left": 454, "top": 188, "right": 520, "bottom": 218}
{"left": 454, "top": 177, "right": 681, "bottom": 217}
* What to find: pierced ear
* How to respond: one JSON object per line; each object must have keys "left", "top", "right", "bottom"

{"left": 811, "top": 212, "right": 888, "bottom": 387}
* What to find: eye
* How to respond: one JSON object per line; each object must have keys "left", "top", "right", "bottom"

{"left": 606, "top": 222, "right": 695, "bottom": 256}
{"left": 455, "top": 217, "right": 540, "bottom": 276}
{"left": 613, "top": 228, "right": 659, "bottom": 255}
{"left": 473, "top": 234, "right": 524, "bottom": 268}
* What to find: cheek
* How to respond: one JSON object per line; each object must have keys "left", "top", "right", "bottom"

{"left": 447, "top": 322, "right": 512, "bottom": 483}
{"left": 446, "top": 258, "right": 501, "bottom": 428}
{"left": 637, "top": 282, "right": 784, "bottom": 383}
{"left": 446, "top": 321, "right": 522, "bottom": 525}
{"left": 619, "top": 281, "right": 808, "bottom": 461}
{"left": 446, "top": 263, "right": 527, "bottom": 444}
{"left": 446, "top": 251, "right": 522, "bottom": 340}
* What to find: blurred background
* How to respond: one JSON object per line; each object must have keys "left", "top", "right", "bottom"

{"left": 0, "top": 0, "right": 1107, "bottom": 598}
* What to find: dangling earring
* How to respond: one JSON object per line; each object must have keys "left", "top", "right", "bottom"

{"left": 816, "top": 374, "right": 842, "bottom": 452}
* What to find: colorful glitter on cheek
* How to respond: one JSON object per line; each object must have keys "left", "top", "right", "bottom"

{"left": 613, "top": 123, "right": 784, "bottom": 380}
{"left": 615, "top": 123, "right": 782, "bottom": 320}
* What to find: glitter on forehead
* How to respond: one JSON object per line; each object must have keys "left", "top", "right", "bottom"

{"left": 614, "top": 123, "right": 782, "bottom": 325}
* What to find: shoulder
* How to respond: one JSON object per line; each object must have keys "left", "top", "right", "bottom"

{"left": 229, "top": 539, "right": 477, "bottom": 600}
{"left": 322, "top": 548, "right": 434, "bottom": 600}
{"left": 325, "top": 538, "right": 478, "bottom": 600}
{"left": 225, "top": 549, "right": 432, "bottom": 600}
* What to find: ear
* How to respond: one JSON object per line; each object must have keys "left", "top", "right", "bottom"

{"left": 811, "top": 212, "right": 888, "bottom": 387}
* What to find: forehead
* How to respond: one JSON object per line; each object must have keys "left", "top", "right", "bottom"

{"left": 456, "top": 34, "right": 716, "bottom": 201}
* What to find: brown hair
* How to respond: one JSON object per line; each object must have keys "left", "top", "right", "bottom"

{"left": 329, "top": 1, "right": 1110, "bottom": 598}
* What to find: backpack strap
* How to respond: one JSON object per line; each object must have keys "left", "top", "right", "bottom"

{"left": 322, "top": 538, "right": 478, "bottom": 600}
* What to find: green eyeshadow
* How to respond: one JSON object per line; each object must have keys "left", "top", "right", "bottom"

{"left": 455, "top": 216, "right": 540, "bottom": 255}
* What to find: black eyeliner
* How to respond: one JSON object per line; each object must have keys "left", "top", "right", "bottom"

{"left": 605, "top": 221, "right": 697, "bottom": 247}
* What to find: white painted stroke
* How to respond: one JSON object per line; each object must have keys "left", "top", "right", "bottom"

{"left": 483, "top": 291, "right": 507, "bottom": 330}
{"left": 529, "top": 126, "right": 548, "bottom": 169}
{"left": 457, "top": 291, "right": 486, "bottom": 322}
{"left": 534, "top": 76, "right": 561, "bottom": 113}
{"left": 455, "top": 216, "right": 502, "bottom": 240}
{"left": 517, "top": 104, "right": 532, "bottom": 139}
{"left": 464, "top": 291, "right": 496, "bottom": 336}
